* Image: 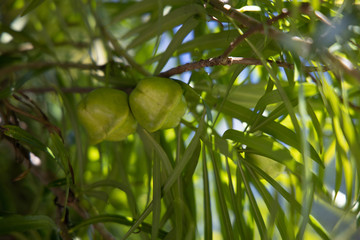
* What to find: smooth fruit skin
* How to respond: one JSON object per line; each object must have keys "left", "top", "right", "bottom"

{"left": 77, "top": 88, "right": 137, "bottom": 144}
{"left": 129, "top": 77, "right": 186, "bottom": 132}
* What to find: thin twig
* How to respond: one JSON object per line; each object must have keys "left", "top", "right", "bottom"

{"left": 0, "top": 62, "right": 101, "bottom": 77}
{"left": 322, "top": 50, "right": 360, "bottom": 83}
{"left": 19, "top": 87, "right": 96, "bottom": 94}
{"left": 221, "top": 26, "right": 261, "bottom": 58}
{"left": 158, "top": 56, "right": 328, "bottom": 78}
{"left": 18, "top": 86, "right": 133, "bottom": 94}
{"left": 4, "top": 101, "right": 53, "bottom": 128}
{"left": 221, "top": 7, "right": 292, "bottom": 58}
{"left": 208, "top": 0, "right": 312, "bottom": 54}
{"left": 203, "top": 1, "right": 360, "bottom": 84}
{"left": 158, "top": 1, "right": 316, "bottom": 78}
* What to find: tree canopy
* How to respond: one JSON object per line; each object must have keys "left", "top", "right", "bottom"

{"left": 1, "top": 0, "right": 360, "bottom": 239}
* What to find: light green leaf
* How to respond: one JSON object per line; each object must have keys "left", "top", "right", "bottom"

{"left": 195, "top": 81, "right": 266, "bottom": 109}
{"left": 237, "top": 158, "right": 268, "bottom": 239}
{"left": 163, "top": 116, "right": 205, "bottom": 193}
{"left": 223, "top": 129, "right": 292, "bottom": 164}
{"left": 154, "top": 17, "right": 199, "bottom": 75}
{"left": 205, "top": 96, "right": 323, "bottom": 166}
{"left": 207, "top": 143, "right": 234, "bottom": 240}
{"left": 125, "top": 4, "right": 205, "bottom": 48}
{"left": 112, "top": 0, "right": 194, "bottom": 22}
{"left": 69, "top": 214, "right": 168, "bottom": 238}
{"left": 137, "top": 128, "right": 173, "bottom": 175}
{"left": 202, "top": 144, "right": 212, "bottom": 240}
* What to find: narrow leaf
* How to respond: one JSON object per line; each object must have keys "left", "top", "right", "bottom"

{"left": 21, "top": 0, "right": 47, "bottom": 16}
{"left": 69, "top": 214, "right": 168, "bottom": 238}
{"left": 0, "top": 215, "right": 56, "bottom": 234}
{"left": 154, "top": 17, "right": 199, "bottom": 75}
{"left": 1, "top": 125, "right": 54, "bottom": 158}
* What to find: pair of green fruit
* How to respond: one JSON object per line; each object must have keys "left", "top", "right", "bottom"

{"left": 77, "top": 77, "right": 187, "bottom": 144}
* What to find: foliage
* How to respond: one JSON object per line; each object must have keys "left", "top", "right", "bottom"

{"left": 1, "top": 0, "right": 360, "bottom": 239}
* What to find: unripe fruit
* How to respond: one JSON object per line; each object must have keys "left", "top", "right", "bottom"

{"left": 246, "top": 153, "right": 285, "bottom": 179}
{"left": 129, "top": 77, "right": 186, "bottom": 132}
{"left": 77, "top": 88, "right": 137, "bottom": 144}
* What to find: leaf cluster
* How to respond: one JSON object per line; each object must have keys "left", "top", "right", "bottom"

{"left": 1, "top": 0, "right": 360, "bottom": 239}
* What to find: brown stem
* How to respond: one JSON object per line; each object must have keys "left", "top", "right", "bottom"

{"left": 321, "top": 50, "right": 360, "bottom": 83}
{"left": 221, "top": 27, "right": 261, "bottom": 58}
{"left": 4, "top": 101, "right": 53, "bottom": 128}
{"left": 208, "top": 0, "right": 312, "bottom": 55}
{"left": 19, "top": 87, "right": 96, "bottom": 94}
{"left": 18, "top": 86, "right": 133, "bottom": 94}
{"left": 222, "top": 7, "right": 293, "bottom": 58}
{"left": 158, "top": 1, "right": 317, "bottom": 78}
{"left": 0, "top": 62, "right": 101, "bottom": 77}
{"left": 158, "top": 56, "right": 328, "bottom": 78}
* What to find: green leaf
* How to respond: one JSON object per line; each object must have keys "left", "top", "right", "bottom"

{"left": 252, "top": 82, "right": 318, "bottom": 112}
{"left": 152, "top": 152, "right": 161, "bottom": 240}
{"left": 0, "top": 215, "right": 56, "bottom": 234}
{"left": 207, "top": 142, "right": 234, "bottom": 240}
{"left": 249, "top": 170, "right": 294, "bottom": 239}
{"left": 49, "top": 133, "right": 73, "bottom": 178}
{"left": 163, "top": 116, "right": 205, "bottom": 193}
{"left": 237, "top": 159, "right": 268, "bottom": 240}
{"left": 69, "top": 214, "right": 168, "bottom": 238}
{"left": 205, "top": 96, "right": 323, "bottom": 167}
{"left": 112, "top": 0, "right": 194, "bottom": 22}
{"left": 241, "top": 159, "right": 331, "bottom": 240}
{"left": 202, "top": 144, "right": 212, "bottom": 240}
{"left": 137, "top": 128, "right": 173, "bottom": 175}
{"left": 125, "top": 4, "right": 205, "bottom": 48}
{"left": 194, "top": 81, "right": 266, "bottom": 109}
{"left": 223, "top": 129, "right": 292, "bottom": 164}
{"left": 224, "top": 156, "right": 248, "bottom": 239}
{"left": 21, "top": 0, "right": 47, "bottom": 16}
{"left": 1, "top": 125, "right": 54, "bottom": 158}
{"left": 154, "top": 16, "right": 199, "bottom": 75}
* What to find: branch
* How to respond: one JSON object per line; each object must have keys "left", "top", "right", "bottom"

{"left": 220, "top": 7, "right": 292, "bottom": 58}
{"left": 158, "top": 56, "right": 328, "bottom": 78}
{"left": 18, "top": 86, "right": 133, "bottom": 94}
{"left": 208, "top": 0, "right": 313, "bottom": 56}
{"left": 0, "top": 62, "right": 101, "bottom": 77}
{"left": 4, "top": 101, "right": 55, "bottom": 129}
{"left": 210, "top": 0, "right": 360, "bottom": 84}
{"left": 19, "top": 87, "right": 96, "bottom": 94}
{"left": 321, "top": 50, "right": 360, "bottom": 83}
{"left": 157, "top": 1, "right": 314, "bottom": 78}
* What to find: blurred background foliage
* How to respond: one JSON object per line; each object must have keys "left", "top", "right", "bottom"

{"left": 1, "top": 0, "right": 360, "bottom": 239}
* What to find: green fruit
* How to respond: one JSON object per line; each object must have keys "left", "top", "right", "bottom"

{"left": 246, "top": 153, "right": 285, "bottom": 179}
{"left": 77, "top": 88, "right": 137, "bottom": 144}
{"left": 129, "top": 77, "right": 187, "bottom": 132}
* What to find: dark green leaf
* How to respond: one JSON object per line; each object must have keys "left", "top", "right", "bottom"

{"left": 1, "top": 125, "right": 54, "bottom": 158}
{"left": 0, "top": 215, "right": 56, "bottom": 234}
{"left": 21, "top": 0, "right": 47, "bottom": 16}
